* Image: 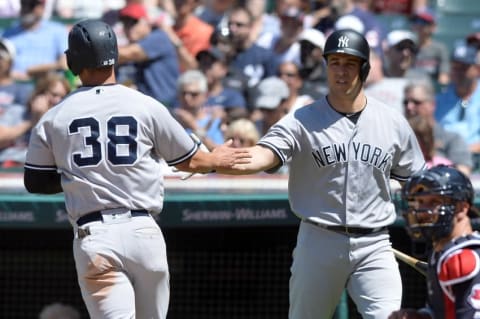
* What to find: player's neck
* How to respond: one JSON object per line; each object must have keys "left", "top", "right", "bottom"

{"left": 327, "top": 89, "right": 366, "bottom": 114}
{"left": 79, "top": 68, "right": 116, "bottom": 86}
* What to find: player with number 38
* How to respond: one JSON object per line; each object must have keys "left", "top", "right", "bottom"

{"left": 23, "top": 19, "right": 250, "bottom": 319}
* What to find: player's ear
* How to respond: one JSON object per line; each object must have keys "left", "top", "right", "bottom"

{"left": 456, "top": 201, "right": 470, "bottom": 219}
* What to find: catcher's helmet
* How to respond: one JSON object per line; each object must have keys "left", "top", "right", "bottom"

{"left": 401, "top": 165, "right": 476, "bottom": 241}
{"left": 65, "top": 19, "right": 118, "bottom": 76}
{"left": 323, "top": 29, "right": 370, "bottom": 82}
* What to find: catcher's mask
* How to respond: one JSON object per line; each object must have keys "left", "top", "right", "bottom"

{"left": 401, "top": 165, "right": 477, "bottom": 241}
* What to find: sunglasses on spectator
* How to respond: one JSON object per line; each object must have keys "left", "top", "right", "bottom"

{"left": 394, "top": 44, "right": 417, "bottom": 53}
{"left": 279, "top": 71, "right": 299, "bottom": 78}
{"left": 394, "top": 43, "right": 417, "bottom": 53}
{"left": 181, "top": 90, "right": 202, "bottom": 97}
{"left": 228, "top": 21, "right": 248, "bottom": 28}
{"left": 403, "top": 98, "right": 426, "bottom": 106}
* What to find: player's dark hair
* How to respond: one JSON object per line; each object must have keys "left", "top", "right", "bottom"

{"left": 65, "top": 19, "right": 118, "bottom": 76}
{"left": 323, "top": 29, "right": 371, "bottom": 82}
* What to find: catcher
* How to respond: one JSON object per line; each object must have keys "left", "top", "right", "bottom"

{"left": 389, "top": 165, "right": 480, "bottom": 319}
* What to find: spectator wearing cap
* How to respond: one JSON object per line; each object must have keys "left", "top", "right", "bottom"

{"left": 297, "top": 28, "right": 328, "bottom": 99}
{"left": 435, "top": 43, "right": 480, "bottom": 159}
{"left": 334, "top": 14, "right": 365, "bottom": 34}
{"left": 158, "top": 0, "right": 214, "bottom": 71}
{"left": 466, "top": 32, "right": 480, "bottom": 50}
{"left": 196, "top": 47, "right": 248, "bottom": 119}
{"left": 0, "top": 38, "right": 34, "bottom": 107}
{"left": 2, "top": 0, "right": 68, "bottom": 81}
{"left": 383, "top": 29, "right": 427, "bottom": 79}
{"left": 410, "top": 9, "right": 450, "bottom": 86}
{"left": 117, "top": 2, "right": 180, "bottom": 107}
{"left": 253, "top": 76, "right": 290, "bottom": 136}
{"left": 252, "top": 75, "right": 291, "bottom": 174}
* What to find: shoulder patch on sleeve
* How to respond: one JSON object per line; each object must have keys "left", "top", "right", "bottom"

{"left": 438, "top": 249, "right": 480, "bottom": 284}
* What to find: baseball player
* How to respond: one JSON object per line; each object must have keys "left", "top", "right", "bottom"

{"left": 223, "top": 29, "right": 426, "bottom": 318}
{"left": 23, "top": 19, "right": 249, "bottom": 319}
{"left": 390, "top": 166, "right": 480, "bottom": 319}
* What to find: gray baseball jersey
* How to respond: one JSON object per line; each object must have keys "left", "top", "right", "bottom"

{"left": 258, "top": 95, "right": 426, "bottom": 228}
{"left": 25, "top": 84, "right": 197, "bottom": 222}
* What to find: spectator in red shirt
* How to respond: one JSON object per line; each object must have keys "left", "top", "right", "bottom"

{"left": 159, "top": 0, "right": 214, "bottom": 71}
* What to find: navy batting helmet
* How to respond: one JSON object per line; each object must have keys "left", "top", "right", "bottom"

{"left": 323, "top": 29, "right": 370, "bottom": 82}
{"left": 65, "top": 19, "right": 118, "bottom": 76}
{"left": 402, "top": 165, "right": 476, "bottom": 241}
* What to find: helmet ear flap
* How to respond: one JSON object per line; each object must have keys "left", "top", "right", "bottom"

{"left": 65, "top": 49, "right": 80, "bottom": 76}
{"left": 360, "top": 60, "right": 370, "bottom": 82}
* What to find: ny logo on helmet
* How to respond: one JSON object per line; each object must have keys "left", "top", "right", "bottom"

{"left": 338, "top": 36, "right": 349, "bottom": 48}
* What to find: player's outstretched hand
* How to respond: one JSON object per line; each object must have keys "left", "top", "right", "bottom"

{"left": 211, "top": 139, "right": 251, "bottom": 171}
{"left": 388, "top": 309, "right": 431, "bottom": 319}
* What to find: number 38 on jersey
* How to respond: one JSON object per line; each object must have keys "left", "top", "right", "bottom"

{"left": 68, "top": 116, "right": 138, "bottom": 167}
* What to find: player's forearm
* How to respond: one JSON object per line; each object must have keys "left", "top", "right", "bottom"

{"left": 118, "top": 44, "right": 148, "bottom": 64}
{"left": 174, "top": 148, "right": 250, "bottom": 174}
{"left": 217, "top": 145, "right": 280, "bottom": 175}
{"left": 27, "top": 57, "right": 67, "bottom": 77}
{"left": 179, "top": 151, "right": 218, "bottom": 173}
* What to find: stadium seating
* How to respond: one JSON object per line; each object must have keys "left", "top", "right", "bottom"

{"left": 435, "top": 12, "right": 480, "bottom": 35}
{"left": 436, "top": 0, "right": 480, "bottom": 15}
{"left": 432, "top": 33, "right": 466, "bottom": 51}
{"left": 375, "top": 13, "right": 411, "bottom": 33}
{"left": 432, "top": 11, "right": 480, "bottom": 52}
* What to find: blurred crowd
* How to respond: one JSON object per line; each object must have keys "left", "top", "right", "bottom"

{"left": 0, "top": 0, "right": 479, "bottom": 177}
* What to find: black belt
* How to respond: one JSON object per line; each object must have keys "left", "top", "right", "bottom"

{"left": 76, "top": 209, "right": 150, "bottom": 226}
{"left": 304, "top": 219, "right": 386, "bottom": 235}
